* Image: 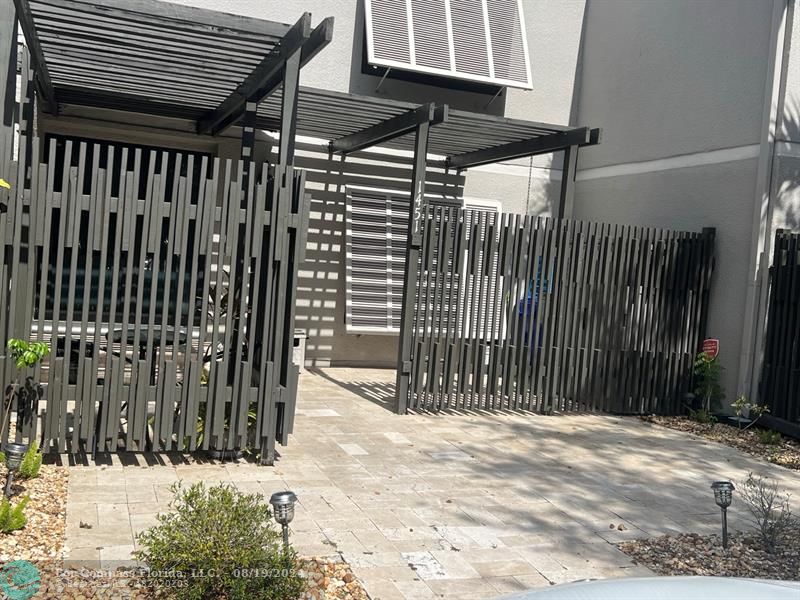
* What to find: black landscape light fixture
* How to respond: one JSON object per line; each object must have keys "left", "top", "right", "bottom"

{"left": 4, "top": 442, "right": 28, "bottom": 497}
{"left": 711, "top": 481, "right": 735, "bottom": 549}
{"left": 270, "top": 491, "right": 298, "bottom": 548}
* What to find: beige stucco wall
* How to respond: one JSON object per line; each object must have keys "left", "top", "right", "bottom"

{"left": 576, "top": 158, "right": 760, "bottom": 401}
{"left": 772, "top": 1, "right": 800, "bottom": 234}
{"left": 572, "top": 0, "right": 784, "bottom": 402}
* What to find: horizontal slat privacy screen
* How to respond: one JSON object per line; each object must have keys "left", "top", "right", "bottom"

{"left": 364, "top": 0, "right": 533, "bottom": 89}
{"left": 345, "top": 188, "right": 410, "bottom": 334}
{"left": 345, "top": 189, "right": 499, "bottom": 335}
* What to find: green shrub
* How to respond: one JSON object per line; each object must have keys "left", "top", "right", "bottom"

{"left": 0, "top": 496, "right": 29, "bottom": 533}
{"left": 17, "top": 442, "right": 42, "bottom": 480}
{"left": 134, "top": 482, "right": 305, "bottom": 600}
{"left": 689, "top": 408, "right": 717, "bottom": 424}
{"left": 693, "top": 351, "right": 725, "bottom": 413}
{"left": 756, "top": 429, "right": 782, "bottom": 446}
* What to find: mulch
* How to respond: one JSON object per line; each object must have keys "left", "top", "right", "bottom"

{"left": 619, "top": 525, "right": 800, "bottom": 580}
{"left": 641, "top": 416, "right": 800, "bottom": 470}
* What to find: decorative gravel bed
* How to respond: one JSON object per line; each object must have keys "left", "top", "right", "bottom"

{"left": 619, "top": 525, "right": 800, "bottom": 580}
{"left": 300, "top": 557, "right": 370, "bottom": 600}
{"left": 0, "top": 462, "right": 68, "bottom": 563}
{"left": 641, "top": 416, "right": 800, "bottom": 470}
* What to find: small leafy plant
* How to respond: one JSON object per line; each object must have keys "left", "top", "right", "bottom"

{"left": 693, "top": 351, "right": 724, "bottom": 415}
{"left": 732, "top": 395, "right": 770, "bottom": 430}
{"left": 134, "top": 482, "right": 305, "bottom": 599}
{"left": 2, "top": 340, "right": 50, "bottom": 443}
{"left": 7, "top": 340, "right": 50, "bottom": 369}
{"left": 17, "top": 442, "right": 42, "bottom": 480}
{"left": 688, "top": 407, "right": 717, "bottom": 424}
{"left": 0, "top": 495, "right": 29, "bottom": 533}
{"left": 756, "top": 429, "right": 782, "bottom": 446}
{"left": 739, "top": 472, "right": 796, "bottom": 552}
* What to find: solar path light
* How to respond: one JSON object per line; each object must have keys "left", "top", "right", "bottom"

{"left": 270, "top": 490, "right": 298, "bottom": 548}
{"left": 3, "top": 442, "right": 28, "bottom": 498}
{"left": 711, "top": 481, "right": 735, "bottom": 549}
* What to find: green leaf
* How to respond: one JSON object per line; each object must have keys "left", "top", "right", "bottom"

{"left": 6, "top": 339, "right": 50, "bottom": 369}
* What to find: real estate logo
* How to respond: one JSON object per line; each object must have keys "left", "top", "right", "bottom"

{"left": 0, "top": 560, "right": 41, "bottom": 600}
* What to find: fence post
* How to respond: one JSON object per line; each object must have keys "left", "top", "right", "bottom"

{"left": 698, "top": 227, "right": 716, "bottom": 343}
{"left": 395, "top": 121, "right": 430, "bottom": 414}
{"left": 0, "top": 0, "right": 16, "bottom": 168}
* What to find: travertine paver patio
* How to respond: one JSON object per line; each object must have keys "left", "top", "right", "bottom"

{"left": 65, "top": 368, "right": 800, "bottom": 599}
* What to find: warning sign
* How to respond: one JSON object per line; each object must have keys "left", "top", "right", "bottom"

{"left": 702, "top": 338, "right": 719, "bottom": 359}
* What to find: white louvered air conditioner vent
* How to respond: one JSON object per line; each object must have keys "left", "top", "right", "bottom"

{"left": 364, "top": 0, "right": 532, "bottom": 89}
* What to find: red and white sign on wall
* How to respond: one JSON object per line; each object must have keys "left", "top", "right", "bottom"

{"left": 702, "top": 338, "right": 719, "bottom": 359}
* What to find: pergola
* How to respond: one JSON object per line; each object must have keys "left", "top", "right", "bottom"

{"left": 11, "top": 0, "right": 601, "bottom": 411}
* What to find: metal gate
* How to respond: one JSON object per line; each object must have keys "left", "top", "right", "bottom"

{"left": 760, "top": 230, "right": 800, "bottom": 426}
{"left": 0, "top": 135, "right": 308, "bottom": 461}
{"left": 403, "top": 205, "right": 715, "bottom": 414}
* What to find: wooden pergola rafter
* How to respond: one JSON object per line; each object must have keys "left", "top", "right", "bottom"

{"left": 197, "top": 13, "right": 334, "bottom": 136}
{"left": 13, "top": 0, "right": 334, "bottom": 145}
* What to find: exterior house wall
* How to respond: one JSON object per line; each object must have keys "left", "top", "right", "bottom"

{"left": 575, "top": 159, "right": 759, "bottom": 402}
{"left": 773, "top": 2, "right": 800, "bottom": 234}
{"left": 571, "top": 0, "right": 780, "bottom": 401}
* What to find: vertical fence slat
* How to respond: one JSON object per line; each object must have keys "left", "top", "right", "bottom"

{"left": 761, "top": 230, "right": 800, "bottom": 425}
{"left": 406, "top": 211, "right": 716, "bottom": 417}
{"left": 4, "top": 133, "right": 306, "bottom": 458}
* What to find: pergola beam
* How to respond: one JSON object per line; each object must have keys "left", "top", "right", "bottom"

{"left": 196, "top": 12, "right": 310, "bottom": 135}
{"left": 12, "top": 0, "right": 57, "bottom": 113}
{"left": 329, "top": 103, "right": 448, "bottom": 155}
{"left": 446, "top": 126, "right": 601, "bottom": 170}
{"left": 197, "top": 14, "right": 333, "bottom": 136}
{"left": 37, "top": 0, "right": 294, "bottom": 38}
{"left": 296, "top": 16, "right": 335, "bottom": 73}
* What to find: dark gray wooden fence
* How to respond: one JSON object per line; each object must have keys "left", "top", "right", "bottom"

{"left": 405, "top": 205, "right": 715, "bottom": 414}
{"left": 760, "top": 230, "right": 800, "bottom": 426}
{"left": 0, "top": 133, "right": 309, "bottom": 461}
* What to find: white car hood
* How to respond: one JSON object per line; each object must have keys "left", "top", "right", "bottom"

{"left": 499, "top": 576, "right": 800, "bottom": 600}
